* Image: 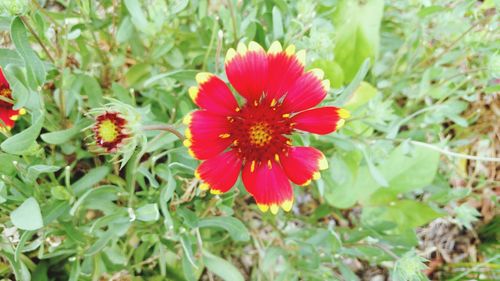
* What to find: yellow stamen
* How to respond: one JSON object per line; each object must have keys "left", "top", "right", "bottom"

{"left": 282, "top": 113, "right": 290, "bottom": 118}
{"left": 98, "top": 119, "right": 119, "bottom": 143}
{"left": 267, "top": 160, "right": 272, "bottom": 169}
{"left": 270, "top": 99, "right": 277, "bottom": 107}
{"left": 219, "top": 133, "right": 230, "bottom": 139}
{"left": 250, "top": 160, "right": 256, "bottom": 172}
{"left": 274, "top": 154, "right": 280, "bottom": 162}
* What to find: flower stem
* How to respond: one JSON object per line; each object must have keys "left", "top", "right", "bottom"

{"left": 142, "top": 124, "right": 185, "bottom": 141}
{"left": 19, "top": 15, "right": 55, "bottom": 64}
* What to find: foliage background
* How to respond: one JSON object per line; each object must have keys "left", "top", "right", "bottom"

{"left": 0, "top": 0, "right": 499, "bottom": 280}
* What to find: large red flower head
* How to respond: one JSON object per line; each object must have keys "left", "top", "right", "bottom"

{"left": 184, "top": 41, "right": 350, "bottom": 214}
{"left": 0, "top": 67, "right": 25, "bottom": 133}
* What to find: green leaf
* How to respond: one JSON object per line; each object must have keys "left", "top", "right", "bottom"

{"left": 11, "top": 17, "right": 46, "bottom": 89}
{"left": 11, "top": 197, "right": 44, "bottom": 230}
{"left": 81, "top": 75, "right": 103, "bottom": 107}
{"left": 202, "top": 250, "right": 244, "bottom": 281}
{"left": 135, "top": 203, "right": 160, "bottom": 221}
{"left": 71, "top": 166, "right": 110, "bottom": 196}
{"left": 363, "top": 200, "right": 442, "bottom": 232}
{"left": 272, "top": 6, "right": 283, "bottom": 39}
{"left": 1, "top": 112, "right": 44, "bottom": 155}
{"left": 124, "top": 0, "right": 149, "bottom": 33}
{"left": 198, "top": 216, "right": 250, "bottom": 242}
{"left": 26, "top": 164, "right": 60, "bottom": 183}
{"left": 344, "top": 82, "right": 377, "bottom": 111}
{"left": 170, "top": 0, "right": 189, "bottom": 14}
{"left": 309, "top": 59, "right": 344, "bottom": 88}
{"left": 0, "top": 48, "right": 23, "bottom": 67}
{"left": 41, "top": 120, "right": 91, "bottom": 145}
{"left": 332, "top": 0, "right": 384, "bottom": 82}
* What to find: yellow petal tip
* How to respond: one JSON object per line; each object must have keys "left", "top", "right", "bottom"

{"left": 237, "top": 42, "right": 247, "bottom": 54}
{"left": 296, "top": 50, "right": 306, "bottom": 66}
{"left": 200, "top": 183, "right": 209, "bottom": 190}
{"left": 225, "top": 48, "right": 237, "bottom": 64}
{"left": 195, "top": 72, "right": 213, "bottom": 84}
{"left": 248, "top": 41, "right": 263, "bottom": 52}
{"left": 188, "top": 87, "right": 198, "bottom": 102}
{"left": 270, "top": 204, "right": 279, "bottom": 215}
{"left": 338, "top": 108, "right": 351, "bottom": 119}
{"left": 210, "top": 189, "right": 222, "bottom": 195}
{"left": 268, "top": 41, "right": 282, "bottom": 54}
{"left": 285, "top": 45, "right": 296, "bottom": 55}
{"left": 257, "top": 204, "right": 269, "bottom": 212}
{"left": 318, "top": 155, "right": 329, "bottom": 170}
{"left": 281, "top": 200, "right": 293, "bottom": 212}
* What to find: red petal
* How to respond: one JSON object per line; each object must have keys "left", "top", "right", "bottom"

{"left": 0, "top": 67, "right": 9, "bottom": 88}
{"left": 282, "top": 70, "right": 328, "bottom": 112}
{"left": 195, "top": 150, "right": 242, "bottom": 194}
{"left": 280, "top": 147, "right": 328, "bottom": 186}
{"left": 242, "top": 160, "right": 294, "bottom": 214}
{"left": 190, "top": 73, "right": 239, "bottom": 115}
{"left": 292, "top": 106, "right": 349, "bottom": 135}
{"left": 265, "top": 52, "right": 304, "bottom": 101}
{"left": 0, "top": 107, "right": 20, "bottom": 129}
{"left": 225, "top": 43, "right": 268, "bottom": 102}
{"left": 183, "top": 110, "right": 232, "bottom": 160}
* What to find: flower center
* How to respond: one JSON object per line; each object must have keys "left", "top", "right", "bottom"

{"left": 249, "top": 122, "right": 273, "bottom": 147}
{"left": 92, "top": 112, "right": 129, "bottom": 152}
{"left": 0, "top": 88, "right": 13, "bottom": 107}
{"left": 229, "top": 99, "right": 294, "bottom": 162}
{"left": 98, "top": 119, "right": 119, "bottom": 143}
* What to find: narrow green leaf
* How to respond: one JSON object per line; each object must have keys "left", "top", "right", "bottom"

{"left": 11, "top": 17, "right": 46, "bottom": 89}
{"left": 71, "top": 166, "right": 110, "bottom": 196}
{"left": 272, "top": 6, "right": 283, "bottom": 39}
{"left": 198, "top": 217, "right": 250, "bottom": 242}
{"left": 1, "top": 112, "right": 44, "bottom": 155}
{"left": 41, "top": 120, "right": 91, "bottom": 145}
{"left": 203, "top": 250, "right": 244, "bottom": 281}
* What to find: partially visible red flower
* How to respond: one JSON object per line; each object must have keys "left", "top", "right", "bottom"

{"left": 92, "top": 111, "right": 130, "bottom": 152}
{"left": 185, "top": 41, "right": 350, "bottom": 214}
{"left": 0, "top": 67, "right": 25, "bottom": 132}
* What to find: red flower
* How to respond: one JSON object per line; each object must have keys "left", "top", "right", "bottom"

{"left": 184, "top": 41, "right": 350, "bottom": 214}
{"left": 0, "top": 67, "right": 25, "bottom": 132}
{"left": 92, "top": 112, "right": 130, "bottom": 152}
